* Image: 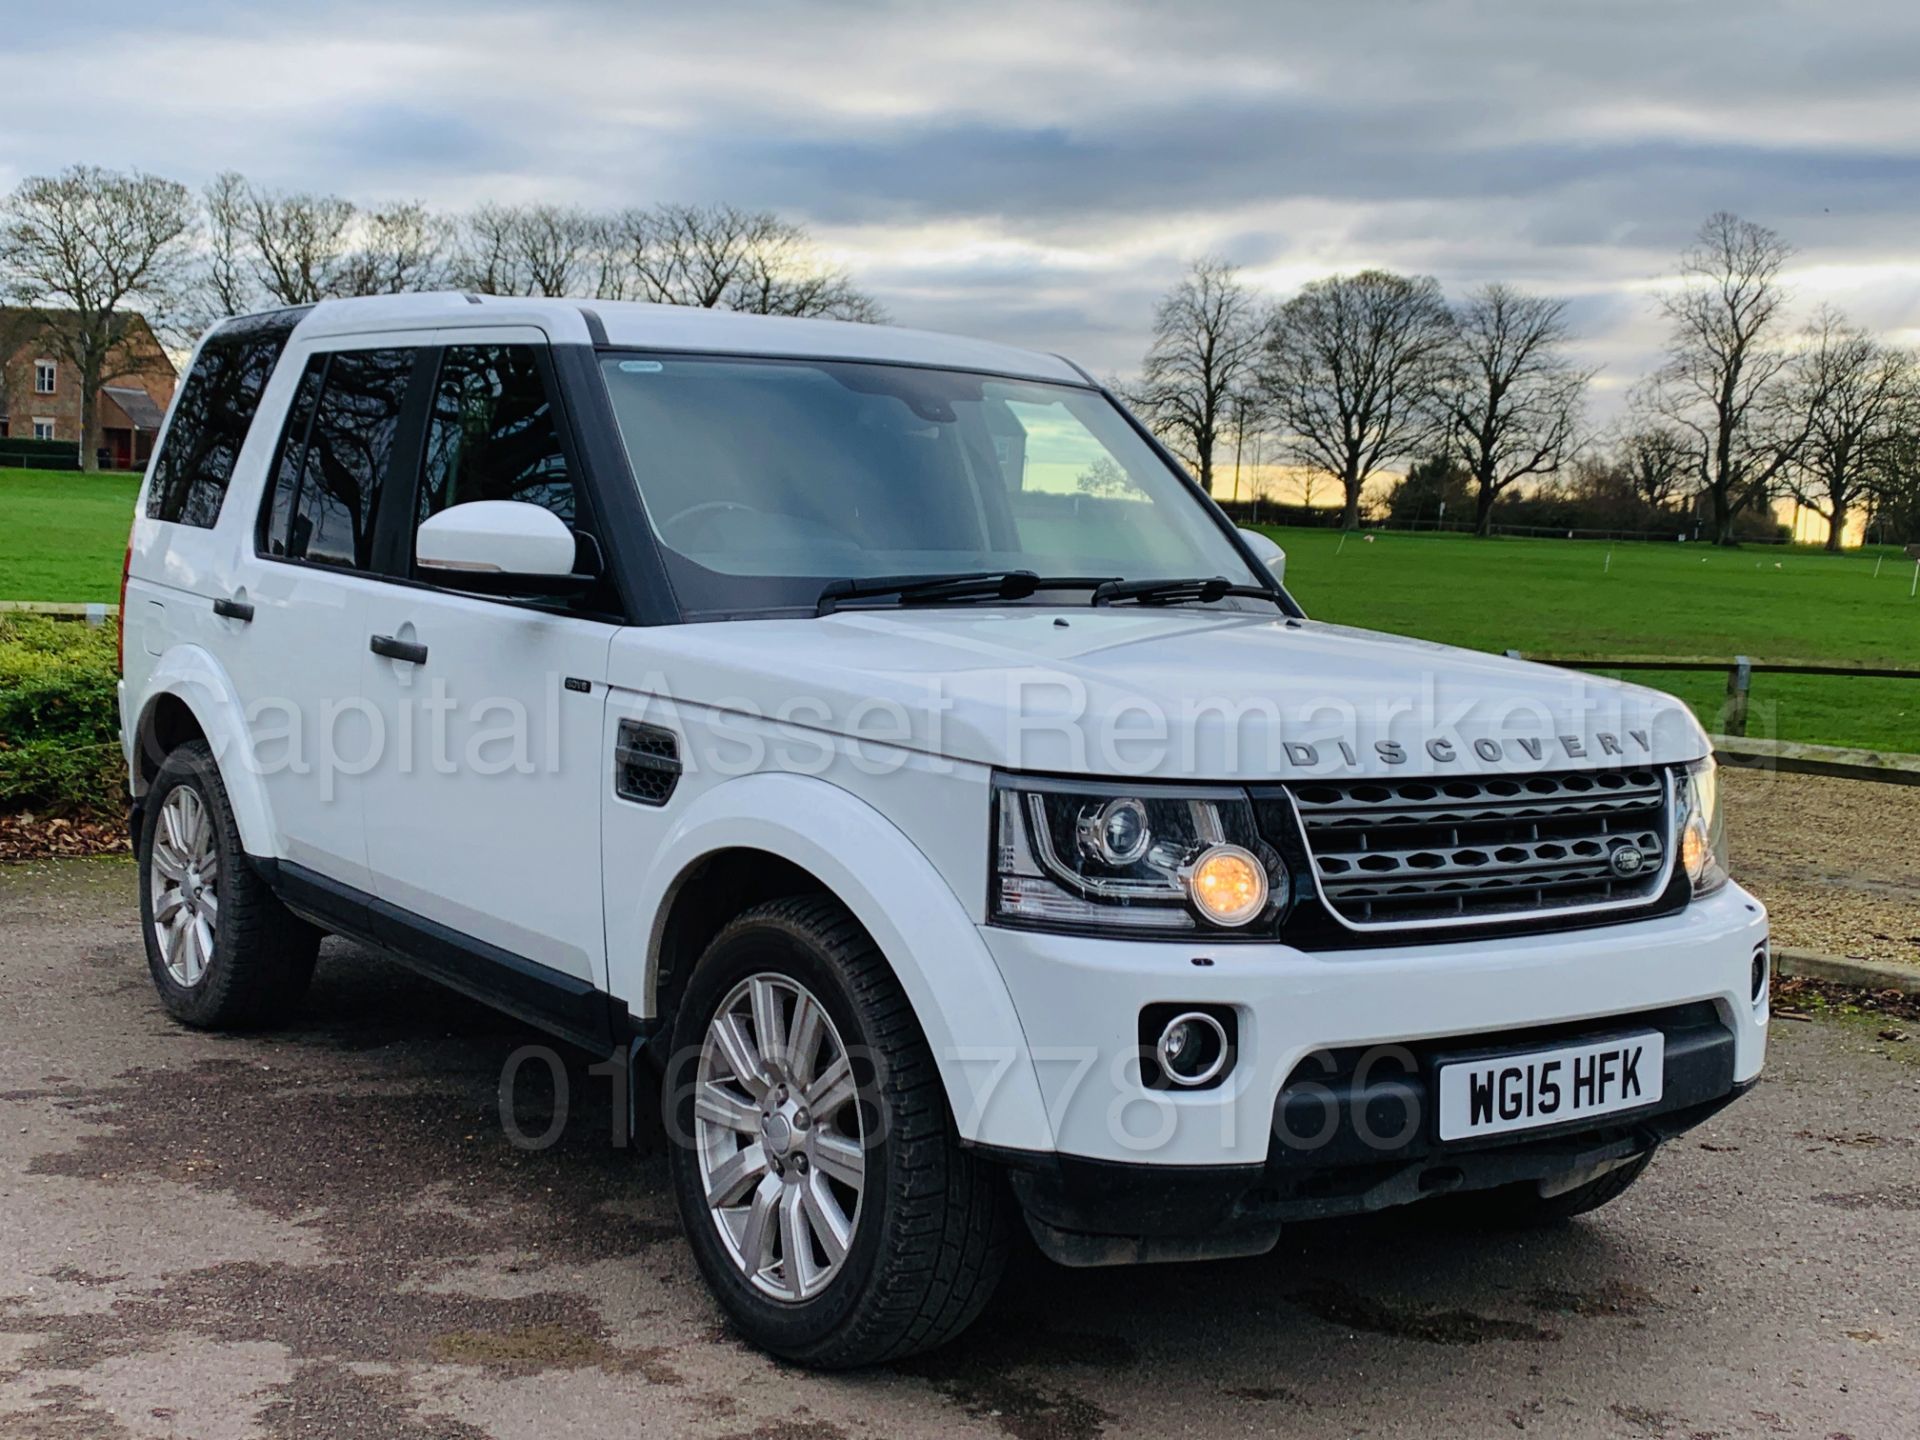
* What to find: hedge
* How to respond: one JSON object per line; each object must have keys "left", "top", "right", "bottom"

{"left": 0, "top": 616, "right": 124, "bottom": 816}
{"left": 0, "top": 438, "right": 82, "bottom": 471}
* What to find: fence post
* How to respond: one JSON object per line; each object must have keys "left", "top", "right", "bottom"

{"left": 1723, "top": 656, "right": 1752, "bottom": 737}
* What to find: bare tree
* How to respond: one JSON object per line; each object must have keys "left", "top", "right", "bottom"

{"left": 1615, "top": 423, "right": 1694, "bottom": 512}
{"left": 242, "top": 186, "right": 357, "bottom": 304}
{"left": 1260, "top": 269, "right": 1454, "bottom": 529}
{"left": 1127, "top": 258, "right": 1264, "bottom": 497}
{"left": 1784, "top": 308, "right": 1914, "bottom": 552}
{"left": 622, "top": 204, "right": 882, "bottom": 320}
{"left": 1437, "top": 284, "right": 1590, "bottom": 535}
{"left": 1648, "top": 212, "right": 1809, "bottom": 545}
{"left": 193, "top": 170, "right": 256, "bottom": 323}
{"left": 0, "top": 165, "right": 196, "bottom": 469}
{"left": 453, "top": 203, "right": 614, "bottom": 297}
{"left": 338, "top": 201, "right": 447, "bottom": 297}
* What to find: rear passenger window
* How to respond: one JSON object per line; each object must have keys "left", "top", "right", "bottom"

{"left": 145, "top": 333, "right": 287, "bottom": 527}
{"left": 417, "top": 346, "right": 574, "bottom": 540}
{"left": 259, "top": 349, "right": 415, "bottom": 570}
{"left": 259, "top": 357, "right": 325, "bottom": 556}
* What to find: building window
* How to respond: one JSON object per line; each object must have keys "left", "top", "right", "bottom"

{"left": 33, "top": 418, "right": 57, "bottom": 441}
{"left": 34, "top": 360, "right": 56, "bottom": 394}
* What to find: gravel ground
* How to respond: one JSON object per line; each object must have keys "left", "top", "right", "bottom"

{"left": 3, "top": 859, "right": 1919, "bottom": 1440}
{"left": 1724, "top": 768, "right": 1920, "bottom": 967}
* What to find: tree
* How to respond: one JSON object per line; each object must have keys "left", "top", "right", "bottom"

{"left": 453, "top": 203, "right": 615, "bottom": 298}
{"left": 1647, "top": 212, "right": 1808, "bottom": 545}
{"left": 241, "top": 186, "right": 357, "bottom": 304}
{"left": 1127, "top": 257, "right": 1265, "bottom": 496}
{"left": 1785, "top": 308, "right": 1914, "bottom": 552}
{"left": 621, "top": 204, "right": 883, "bottom": 321}
{"left": 0, "top": 165, "right": 196, "bottom": 470}
{"left": 194, "top": 170, "right": 256, "bottom": 323}
{"left": 1616, "top": 424, "right": 1693, "bottom": 512}
{"left": 338, "top": 201, "right": 447, "bottom": 297}
{"left": 1386, "top": 453, "right": 1472, "bottom": 525}
{"left": 1864, "top": 425, "right": 1920, "bottom": 544}
{"left": 1437, "top": 284, "right": 1590, "bottom": 535}
{"left": 1260, "top": 269, "right": 1454, "bottom": 530}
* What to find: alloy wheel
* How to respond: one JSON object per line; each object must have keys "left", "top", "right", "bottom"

{"left": 694, "top": 973, "right": 867, "bottom": 1303}
{"left": 150, "top": 787, "right": 219, "bottom": 988}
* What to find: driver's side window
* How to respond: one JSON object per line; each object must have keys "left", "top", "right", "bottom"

{"left": 416, "top": 345, "right": 574, "bottom": 565}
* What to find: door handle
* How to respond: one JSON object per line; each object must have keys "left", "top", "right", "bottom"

{"left": 213, "top": 597, "right": 254, "bottom": 622}
{"left": 370, "top": 634, "right": 428, "bottom": 665}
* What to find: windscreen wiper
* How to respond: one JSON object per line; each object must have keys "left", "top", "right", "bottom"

{"left": 1091, "top": 575, "right": 1286, "bottom": 607}
{"left": 816, "top": 571, "right": 1116, "bottom": 616}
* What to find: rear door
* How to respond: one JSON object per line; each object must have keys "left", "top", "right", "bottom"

{"left": 242, "top": 339, "right": 427, "bottom": 890}
{"left": 356, "top": 332, "right": 617, "bottom": 992}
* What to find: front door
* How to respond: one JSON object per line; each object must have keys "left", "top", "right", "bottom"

{"left": 358, "top": 338, "right": 615, "bottom": 992}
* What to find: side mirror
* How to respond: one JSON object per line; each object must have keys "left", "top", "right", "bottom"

{"left": 416, "top": 500, "right": 591, "bottom": 594}
{"left": 1238, "top": 528, "right": 1287, "bottom": 589}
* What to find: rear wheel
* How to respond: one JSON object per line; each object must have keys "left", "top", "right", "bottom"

{"left": 138, "top": 741, "right": 319, "bottom": 1029}
{"left": 667, "top": 896, "right": 1012, "bottom": 1367}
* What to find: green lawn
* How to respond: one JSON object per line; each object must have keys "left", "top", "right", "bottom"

{"left": 1260, "top": 526, "right": 1920, "bottom": 753}
{"left": 0, "top": 468, "right": 140, "bottom": 603}
{"left": 0, "top": 469, "right": 1912, "bottom": 751}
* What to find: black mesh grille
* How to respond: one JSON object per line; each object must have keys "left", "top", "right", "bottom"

{"left": 615, "top": 721, "right": 681, "bottom": 806}
{"left": 1281, "top": 767, "right": 1672, "bottom": 927}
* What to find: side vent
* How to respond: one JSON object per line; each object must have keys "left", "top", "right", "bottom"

{"left": 615, "top": 721, "right": 682, "bottom": 806}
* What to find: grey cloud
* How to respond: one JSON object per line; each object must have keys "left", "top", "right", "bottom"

{"left": 5, "top": 0, "right": 1920, "bottom": 409}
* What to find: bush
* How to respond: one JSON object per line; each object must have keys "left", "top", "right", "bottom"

{"left": 0, "top": 438, "right": 81, "bottom": 471}
{"left": 0, "top": 616, "right": 124, "bottom": 817}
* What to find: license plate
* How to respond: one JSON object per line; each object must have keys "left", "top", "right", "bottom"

{"left": 1437, "top": 1032, "right": 1664, "bottom": 1141}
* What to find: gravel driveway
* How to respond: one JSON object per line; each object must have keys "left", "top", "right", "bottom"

{"left": 1725, "top": 768, "right": 1920, "bottom": 966}
{"left": 3, "top": 858, "right": 1918, "bottom": 1439}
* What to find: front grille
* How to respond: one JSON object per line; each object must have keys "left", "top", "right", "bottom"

{"left": 1282, "top": 767, "right": 1672, "bottom": 928}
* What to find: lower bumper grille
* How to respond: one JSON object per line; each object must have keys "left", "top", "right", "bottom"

{"left": 1279, "top": 767, "right": 1674, "bottom": 928}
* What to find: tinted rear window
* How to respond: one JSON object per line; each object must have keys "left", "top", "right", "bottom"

{"left": 145, "top": 333, "right": 289, "bottom": 527}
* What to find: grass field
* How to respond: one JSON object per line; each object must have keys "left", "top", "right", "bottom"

{"left": 1, "top": 468, "right": 1912, "bottom": 751}
{"left": 1260, "top": 526, "right": 1919, "bottom": 753}
{"left": 0, "top": 469, "right": 140, "bottom": 603}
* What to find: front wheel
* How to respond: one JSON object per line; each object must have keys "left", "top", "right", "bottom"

{"left": 667, "top": 896, "right": 1012, "bottom": 1368}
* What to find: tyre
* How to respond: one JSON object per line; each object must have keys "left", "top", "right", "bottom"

{"left": 667, "top": 896, "right": 1012, "bottom": 1368}
{"left": 1432, "top": 1150, "right": 1656, "bottom": 1229}
{"left": 138, "top": 740, "right": 320, "bottom": 1029}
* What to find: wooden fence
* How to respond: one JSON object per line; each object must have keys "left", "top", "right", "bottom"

{"left": 1504, "top": 650, "right": 1920, "bottom": 785}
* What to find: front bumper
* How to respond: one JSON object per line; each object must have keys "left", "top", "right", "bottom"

{"left": 998, "top": 1036, "right": 1750, "bottom": 1265}
{"left": 976, "top": 883, "right": 1768, "bottom": 1173}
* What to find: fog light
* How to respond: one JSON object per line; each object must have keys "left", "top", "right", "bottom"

{"left": 1188, "top": 844, "right": 1268, "bottom": 927}
{"left": 1752, "top": 943, "right": 1769, "bottom": 1004}
{"left": 1156, "top": 1011, "right": 1230, "bottom": 1088}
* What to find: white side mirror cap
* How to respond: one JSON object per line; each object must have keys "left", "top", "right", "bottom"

{"left": 416, "top": 500, "right": 578, "bottom": 578}
{"left": 1238, "top": 528, "right": 1287, "bottom": 589}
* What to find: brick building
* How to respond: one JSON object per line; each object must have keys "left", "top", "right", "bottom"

{"left": 0, "top": 308, "right": 177, "bottom": 468}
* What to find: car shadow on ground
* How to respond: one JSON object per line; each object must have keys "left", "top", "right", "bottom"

{"left": 276, "top": 939, "right": 1642, "bottom": 1361}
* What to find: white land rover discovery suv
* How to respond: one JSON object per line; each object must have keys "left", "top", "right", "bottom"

{"left": 119, "top": 294, "right": 1767, "bottom": 1367}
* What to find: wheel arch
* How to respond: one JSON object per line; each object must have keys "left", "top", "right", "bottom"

{"left": 619, "top": 773, "right": 1055, "bottom": 1153}
{"left": 129, "top": 646, "right": 277, "bottom": 857}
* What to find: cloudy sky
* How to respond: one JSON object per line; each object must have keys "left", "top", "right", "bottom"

{"left": 8, "top": 0, "right": 1920, "bottom": 415}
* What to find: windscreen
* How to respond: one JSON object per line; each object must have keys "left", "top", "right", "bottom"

{"left": 598, "top": 354, "right": 1260, "bottom": 618}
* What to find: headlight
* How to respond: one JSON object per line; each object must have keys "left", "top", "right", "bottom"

{"left": 992, "top": 778, "right": 1285, "bottom": 934}
{"left": 1678, "top": 757, "right": 1730, "bottom": 896}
